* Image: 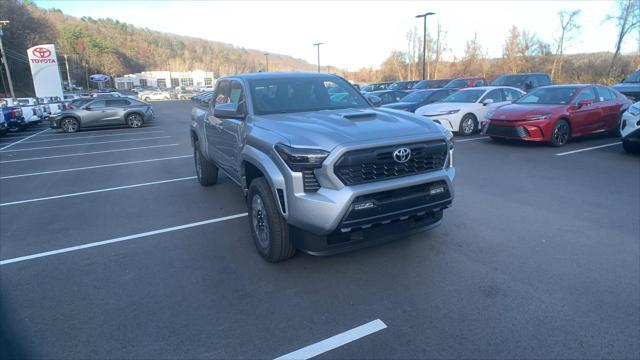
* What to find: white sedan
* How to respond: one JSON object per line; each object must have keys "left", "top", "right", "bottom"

{"left": 621, "top": 101, "right": 640, "bottom": 153}
{"left": 415, "top": 86, "right": 525, "bottom": 136}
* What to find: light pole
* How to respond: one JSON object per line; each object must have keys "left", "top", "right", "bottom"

{"left": 63, "top": 54, "right": 72, "bottom": 91}
{"left": 313, "top": 42, "right": 323, "bottom": 73}
{"left": 0, "top": 20, "right": 15, "bottom": 99}
{"left": 415, "top": 12, "right": 435, "bottom": 80}
{"left": 264, "top": 53, "right": 270, "bottom": 72}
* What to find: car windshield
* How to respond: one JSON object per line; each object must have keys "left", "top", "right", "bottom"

{"left": 445, "top": 79, "right": 472, "bottom": 88}
{"left": 515, "top": 87, "right": 579, "bottom": 104}
{"left": 491, "top": 75, "right": 527, "bottom": 86}
{"left": 250, "top": 76, "right": 370, "bottom": 115}
{"left": 442, "top": 89, "right": 485, "bottom": 103}
{"left": 388, "top": 83, "right": 403, "bottom": 90}
{"left": 413, "top": 80, "right": 439, "bottom": 89}
{"left": 623, "top": 71, "right": 640, "bottom": 83}
{"left": 400, "top": 90, "right": 435, "bottom": 103}
{"left": 360, "top": 84, "right": 374, "bottom": 92}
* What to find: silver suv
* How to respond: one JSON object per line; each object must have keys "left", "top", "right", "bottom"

{"left": 190, "top": 73, "right": 455, "bottom": 262}
{"left": 50, "top": 98, "right": 154, "bottom": 132}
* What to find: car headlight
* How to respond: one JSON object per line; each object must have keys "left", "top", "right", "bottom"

{"left": 628, "top": 105, "right": 640, "bottom": 116}
{"left": 275, "top": 144, "right": 329, "bottom": 172}
{"left": 441, "top": 109, "right": 460, "bottom": 115}
{"left": 525, "top": 113, "right": 552, "bottom": 121}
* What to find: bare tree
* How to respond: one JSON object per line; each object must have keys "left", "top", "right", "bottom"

{"left": 607, "top": 0, "right": 640, "bottom": 76}
{"left": 502, "top": 26, "right": 523, "bottom": 73}
{"left": 431, "top": 22, "right": 447, "bottom": 79}
{"left": 551, "top": 10, "right": 581, "bottom": 81}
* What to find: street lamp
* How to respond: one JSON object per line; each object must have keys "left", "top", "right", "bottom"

{"left": 313, "top": 42, "right": 323, "bottom": 73}
{"left": 415, "top": 12, "right": 435, "bottom": 80}
{"left": 264, "top": 53, "right": 270, "bottom": 72}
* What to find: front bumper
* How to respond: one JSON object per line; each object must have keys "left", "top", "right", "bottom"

{"left": 621, "top": 110, "right": 640, "bottom": 140}
{"left": 49, "top": 116, "right": 61, "bottom": 129}
{"left": 482, "top": 119, "right": 550, "bottom": 142}
{"left": 421, "top": 114, "right": 458, "bottom": 131}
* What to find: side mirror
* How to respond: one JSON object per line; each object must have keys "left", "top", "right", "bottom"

{"left": 525, "top": 81, "right": 533, "bottom": 90}
{"left": 577, "top": 99, "right": 592, "bottom": 108}
{"left": 213, "top": 102, "right": 245, "bottom": 120}
{"left": 482, "top": 98, "right": 494, "bottom": 106}
{"left": 366, "top": 94, "right": 382, "bottom": 107}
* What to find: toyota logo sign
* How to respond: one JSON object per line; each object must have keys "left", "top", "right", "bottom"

{"left": 32, "top": 47, "right": 51, "bottom": 58}
{"left": 393, "top": 147, "right": 411, "bottom": 163}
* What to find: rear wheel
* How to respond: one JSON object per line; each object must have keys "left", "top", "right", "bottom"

{"left": 248, "top": 178, "right": 295, "bottom": 262}
{"left": 126, "top": 113, "right": 143, "bottom": 128}
{"left": 458, "top": 114, "right": 477, "bottom": 136}
{"left": 193, "top": 145, "right": 218, "bottom": 186}
{"left": 7, "top": 123, "right": 24, "bottom": 133}
{"left": 549, "top": 119, "right": 570, "bottom": 147}
{"left": 61, "top": 117, "right": 79, "bottom": 133}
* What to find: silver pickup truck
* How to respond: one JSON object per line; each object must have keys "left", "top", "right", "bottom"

{"left": 190, "top": 72, "right": 455, "bottom": 262}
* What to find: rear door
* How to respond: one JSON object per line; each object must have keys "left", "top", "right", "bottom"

{"left": 595, "top": 86, "right": 619, "bottom": 130}
{"left": 570, "top": 87, "right": 603, "bottom": 135}
{"left": 106, "top": 99, "right": 132, "bottom": 124}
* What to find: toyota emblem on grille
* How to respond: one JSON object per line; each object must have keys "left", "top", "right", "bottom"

{"left": 393, "top": 147, "right": 411, "bottom": 163}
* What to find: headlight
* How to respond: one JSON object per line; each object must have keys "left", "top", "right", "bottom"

{"left": 525, "top": 113, "right": 552, "bottom": 121}
{"left": 275, "top": 144, "right": 329, "bottom": 172}
{"left": 441, "top": 109, "right": 460, "bottom": 115}
{"left": 628, "top": 105, "right": 640, "bottom": 116}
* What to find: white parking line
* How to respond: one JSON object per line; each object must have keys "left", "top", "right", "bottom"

{"left": 10, "top": 130, "right": 165, "bottom": 144}
{"left": 0, "top": 128, "right": 49, "bottom": 151}
{"left": 0, "top": 144, "right": 180, "bottom": 164}
{"left": 0, "top": 213, "right": 248, "bottom": 266}
{"left": 0, "top": 136, "right": 171, "bottom": 153}
{"left": 13, "top": 126, "right": 161, "bottom": 139}
{"left": 456, "top": 136, "right": 490, "bottom": 143}
{"left": 0, "top": 155, "right": 191, "bottom": 179}
{"left": 0, "top": 176, "right": 196, "bottom": 206}
{"left": 555, "top": 142, "right": 621, "bottom": 156}
{"left": 274, "top": 319, "right": 387, "bottom": 360}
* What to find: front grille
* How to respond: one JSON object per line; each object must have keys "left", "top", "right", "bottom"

{"left": 302, "top": 170, "right": 320, "bottom": 192}
{"left": 334, "top": 141, "right": 448, "bottom": 185}
{"left": 486, "top": 124, "right": 529, "bottom": 138}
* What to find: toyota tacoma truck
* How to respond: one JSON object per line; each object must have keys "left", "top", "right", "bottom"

{"left": 191, "top": 72, "right": 455, "bottom": 262}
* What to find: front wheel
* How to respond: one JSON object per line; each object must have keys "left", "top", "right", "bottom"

{"left": 126, "top": 113, "right": 143, "bottom": 128}
{"left": 458, "top": 114, "right": 477, "bottom": 136}
{"left": 61, "top": 117, "right": 79, "bottom": 133}
{"left": 550, "top": 119, "right": 570, "bottom": 147}
{"left": 248, "top": 178, "right": 295, "bottom": 262}
{"left": 194, "top": 145, "right": 218, "bottom": 186}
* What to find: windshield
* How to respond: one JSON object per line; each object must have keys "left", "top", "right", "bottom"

{"left": 445, "top": 79, "right": 472, "bottom": 88}
{"left": 388, "top": 82, "right": 403, "bottom": 90}
{"left": 250, "top": 76, "right": 370, "bottom": 115}
{"left": 623, "top": 71, "right": 640, "bottom": 83}
{"left": 400, "top": 90, "right": 435, "bottom": 103}
{"left": 491, "top": 75, "right": 527, "bottom": 86}
{"left": 515, "top": 87, "right": 579, "bottom": 104}
{"left": 361, "top": 84, "right": 374, "bottom": 92}
{"left": 442, "top": 89, "right": 485, "bottom": 103}
{"left": 413, "top": 80, "right": 440, "bottom": 89}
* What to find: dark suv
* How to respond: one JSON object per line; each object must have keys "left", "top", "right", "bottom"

{"left": 613, "top": 70, "right": 640, "bottom": 102}
{"left": 491, "top": 73, "right": 551, "bottom": 92}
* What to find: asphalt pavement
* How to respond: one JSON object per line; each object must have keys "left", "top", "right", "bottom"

{"left": 1, "top": 101, "right": 638, "bottom": 359}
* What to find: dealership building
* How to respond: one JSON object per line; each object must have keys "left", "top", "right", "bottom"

{"left": 114, "top": 70, "right": 215, "bottom": 90}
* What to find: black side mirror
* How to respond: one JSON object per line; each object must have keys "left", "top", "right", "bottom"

{"left": 366, "top": 94, "right": 382, "bottom": 107}
{"left": 213, "top": 102, "right": 245, "bottom": 120}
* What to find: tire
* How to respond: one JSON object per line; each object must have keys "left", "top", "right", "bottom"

{"left": 549, "top": 119, "right": 570, "bottom": 147}
{"left": 248, "top": 178, "right": 295, "bottom": 262}
{"left": 610, "top": 114, "right": 623, "bottom": 137}
{"left": 7, "top": 124, "right": 24, "bottom": 133}
{"left": 126, "top": 113, "right": 144, "bottom": 128}
{"left": 60, "top": 117, "right": 79, "bottom": 133}
{"left": 458, "top": 114, "right": 477, "bottom": 136}
{"left": 193, "top": 145, "right": 218, "bottom": 186}
{"left": 622, "top": 138, "right": 640, "bottom": 153}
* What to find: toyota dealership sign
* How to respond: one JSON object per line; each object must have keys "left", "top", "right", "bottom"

{"left": 27, "top": 44, "right": 64, "bottom": 98}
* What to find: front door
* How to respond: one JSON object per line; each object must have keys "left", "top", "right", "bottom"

{"left": 570, "top": 87, "right": 603, "bottom": 135}
{"left": 215, "top": 80, "right": 246, "bottom": 182}
{"left": 204, "top": 80, "right": 229, "bottom": 163}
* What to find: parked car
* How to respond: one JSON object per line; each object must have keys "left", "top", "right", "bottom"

{"left": 482, "top": 85, "right": 632, "bottom": 146}
{"left": 416, "top": 86, "right": 525, "bottom": 135}
{"left": 191, "top": 72, "right": 455, "bottom": 262}
{"left": 14, "top": 98, "right": 45, "bottom": 124}
{"left": 360, "top": 82, "right": 393, "bottom": 92}
{"left": 63, "top": 93, "right": 81, "bottom": 101}
{"left": 620, "top": 101, "right": 640, "bottom": 153}
{"left": 412, "top": 79, "right": 453, "bottom": 90}
{"left": 0, "top": 99, "right": 25, "bottom": 132}
{"left": 613, "top": 70, "right": 640, "bottom": 102}
{"left": 366, "top": 90, "right": 411, "bottom": 105}
{"left": 92, "top": 92, "right": 125, "bottom": 98}
{"left": 49, "top": 97, "right": 154, "bottom": 133}
{"left": 381, "top": 89, "right": 458, "bottom": 113}
{"left": 388, "top": 80, "right": 420, "bottom": 91}
{"left": 491, "top": 72, "right": 551, "bottom": 92}
{"left": 138, "top": 90, "right": 171, "bottom": 102}
{"left": 444, "top": 77, "right": 488, "bottom": 89}
{"left": 38, "top": 97, "right": 64, "bottom": 117}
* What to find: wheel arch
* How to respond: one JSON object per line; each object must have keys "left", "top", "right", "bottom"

{"left": 241, "top": 146, "right": 287, "bottom": 217}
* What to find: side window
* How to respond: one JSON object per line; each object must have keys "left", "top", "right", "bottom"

{"left": 503, "top": 89, "right": 523, "bottom": 101}
{"left": 214, "top": 80, "right": 230, "bottom": 105}
{"left": 380, "top": 92, "right": 394, "bottom": 103}
{"left": 106, "top": 99, "right": 130, "bottom": 107}
{"left": 596, "top": 87, "right": 615, "bottom": 102}
{"left": 430, "top": 90, "right": 450, "bottom": 102}
{"left": 482, "top": 89, "right": 504, "bottom": 102}
{"left": 474, "top": 79, "right": 486, "bottom": 87}
{"left": 394, "top": 91, "right": 404, "bottom": 101}
{"left": 528, "top": 76, "right": 539, "bottom": 88}
{"left": 89, "top": 100, "right": 106, "bottom": 108}
{"left": 228, "top": 80, "right": 245, "bottom": 109}
{"left": 574, "top": 87, "right": 597, "bottom": 104}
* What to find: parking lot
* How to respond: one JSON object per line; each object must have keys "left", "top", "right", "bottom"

{"left": 1, "top": 100, "right": 638, "bottom": 358}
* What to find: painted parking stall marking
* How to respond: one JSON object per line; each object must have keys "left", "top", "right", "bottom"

{"left": 0, "top": 155, "right": 191, "bottom": 179}
{"left": 0, "top": 135, "right": 171, "bottom": 153}
{"left": 0, "top": 213, "right": 248, "bottom": 266}
{"left": 8, "top": 130, "right": 165, "bottom": 144}
{"left": 555, "top": 142, "right": 622, "bottom": 156}
{"left": 274, "top": 319, "right": 387, "bottom": 360}
{"left": 0, "top": 128, "right": 49, "bottom": 150}
{"left": 0, "top": 144, "right": 180, "bottom": 163}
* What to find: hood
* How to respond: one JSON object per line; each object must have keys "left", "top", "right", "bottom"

{"left": 416, "top": 102, "right": 467, "bottom": 115}
{"left": 613, "top": 82, "right": 640, "bottom": 91}
{"left": 252, "top": 108, "right": 445, "bottom": 150}
{"left": 490, "top": 103, "right": 566, "bottom": 121}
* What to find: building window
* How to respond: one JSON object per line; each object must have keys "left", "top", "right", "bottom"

{"left": 156, "top": 79, "right": 166, "bottom": 88}
{"left": 204, "top": 78, "right": 213, "bottom": 86}
{"left": 171, "top": 78, "right": 179, "bottom": 88}
{"left": 139, "top": 79, "right": 147, "bottom": 88}
{"left": 180, "top": 78, "right": 194, "bottom": 86}
{"left": 116, "top": 82, "right": 126, "bottom": 89}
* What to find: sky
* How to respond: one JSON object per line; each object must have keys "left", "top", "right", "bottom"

{"left": 34, "top": 0, "right": 638, "bottom": 70}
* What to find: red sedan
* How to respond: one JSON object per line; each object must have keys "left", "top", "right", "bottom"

{"left": 482, "top": 85, "right": 632, "bottom": 146}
